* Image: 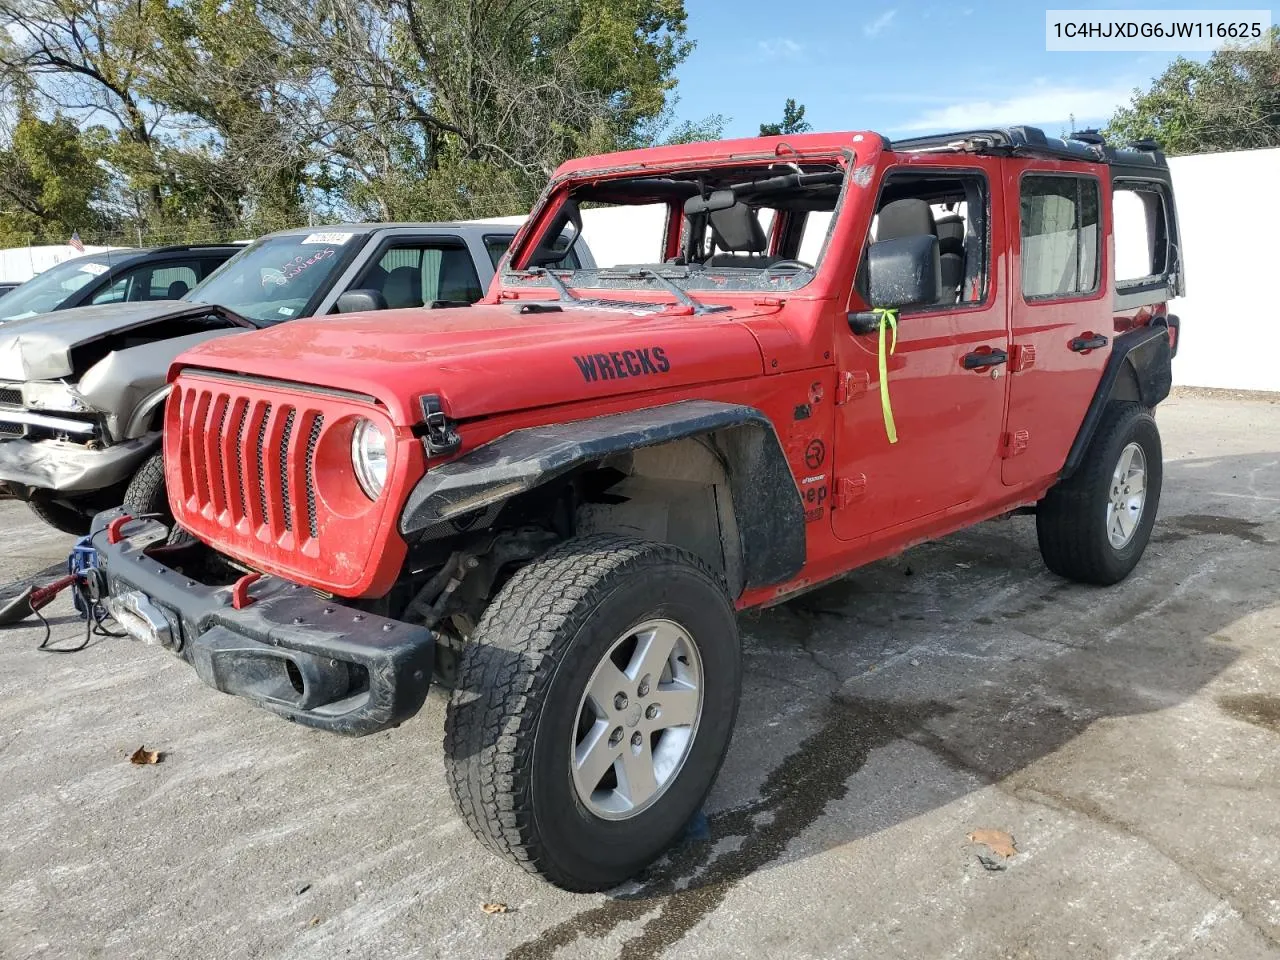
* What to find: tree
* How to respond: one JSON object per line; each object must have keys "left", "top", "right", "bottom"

{"left": 760, "top": 98, "right": 811, "bottom": 137}
{"left": 0, "top": 113, "right": 111, "bottom": 244}
{"left": 1106, "top": 28, "right": 1280, "bottom": 155}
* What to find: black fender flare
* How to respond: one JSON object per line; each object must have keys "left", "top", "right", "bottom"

{"left": 1060, "top": 319, "right": 1175, "bottom": 480}
{"left": 398, "top": 399, "right": 806, "bottom": 590}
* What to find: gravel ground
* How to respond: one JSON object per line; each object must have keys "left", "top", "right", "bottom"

{"left": 0, "top": 391, "right": 1278, "bottom": 960}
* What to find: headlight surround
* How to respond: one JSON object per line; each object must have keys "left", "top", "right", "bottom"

{"left": 351, "top": 418, "right": 388, "bottom": 500}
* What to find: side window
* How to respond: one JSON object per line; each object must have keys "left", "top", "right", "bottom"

{"left": 147, "top": 264, "right": 199, "bottom": 300}
{"left": 361, "top": 241, "right": 483, "bottom": 309}
{"left": 89, "top": 274, "right": 130, "bottom": 305}
{"left": 1113, "top": 183, "right": 1170, "bottom": 286}
{"left": 862, "top": 172, "right": 989, "bottom": 308}
{"left": 1020, "top": 175, "right": 1100, "bottom": 299}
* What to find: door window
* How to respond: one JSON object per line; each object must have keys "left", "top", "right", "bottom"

{"left": 1020, "top": 175, "right": 1100, "bottom": 299}
{"left": 363, "top": 241, "right": 483, "bottom": 309}
{"left": 89, "top": 262, "right": 201, "bottom": 304}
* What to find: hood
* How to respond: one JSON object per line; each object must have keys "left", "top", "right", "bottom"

{"left": 0, "top": 301, "right": 252, "bottom": 381}
{"left": 176, "top": 301, "right": 769, "bottom": 424}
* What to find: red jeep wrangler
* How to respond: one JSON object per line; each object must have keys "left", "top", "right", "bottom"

{"left": 92, "top": 126, "right": 1182, "bottom": 891}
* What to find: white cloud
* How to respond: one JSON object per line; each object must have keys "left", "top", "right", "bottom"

{"left": 893, "top": 82, "right": 1136, "bottom": 133}
{"left": 757, "top": 38, "right": 803, "bottom": 59}
{"left": 864, "top": 10, "right": 897, "bottom": 37}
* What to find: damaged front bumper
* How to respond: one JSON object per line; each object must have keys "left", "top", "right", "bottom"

{"left": 0, "top": 434, "right": 158, "bottom": 495}
{"left": 90, "top": 509, "right": 435, "bottom": 736}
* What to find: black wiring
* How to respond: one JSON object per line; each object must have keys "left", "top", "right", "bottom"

{"left": 35, "top": 579, "right": 125, "bottom": 654}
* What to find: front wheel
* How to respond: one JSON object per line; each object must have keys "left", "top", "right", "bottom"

{"left": 1037, "top": 402, "right": 1163, "bottom": 585}
{"left": 444, "top": 534, "right": 741, "bottom": 891}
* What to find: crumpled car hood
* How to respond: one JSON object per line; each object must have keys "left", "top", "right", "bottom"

{"left": 0, "top": 301, "right": 250, "bottom": 381}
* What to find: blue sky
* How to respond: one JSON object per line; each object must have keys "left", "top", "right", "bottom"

{"left": 671, "top": 0, "right": 1276, "bottom": 139}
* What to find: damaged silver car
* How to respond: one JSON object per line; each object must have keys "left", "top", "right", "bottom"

{"left": 0, "top": 222, "right": 591, "bottom": 533}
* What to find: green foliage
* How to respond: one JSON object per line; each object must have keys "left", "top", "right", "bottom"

{"left": 760, "top": 99, "right": 811, "bottom": 137}
{"left": 0, "top": 0, "right": 707, "bottom": 244}
{"left": 0, "top": 113, "right": 111, "bottom": 245}
{"left": 1106, "top": 29, "right": 1280, "bottom": 155}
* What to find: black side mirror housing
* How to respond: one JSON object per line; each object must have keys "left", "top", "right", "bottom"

{"left": 336, "top": 289, "right": 389, "bottom": 314}
{"left": 847, "top": 234, "right": 941, "bottom": 334}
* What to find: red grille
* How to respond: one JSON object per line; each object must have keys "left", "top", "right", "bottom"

{"left": 165, "top": 371, "right": 414, "bottom": 597}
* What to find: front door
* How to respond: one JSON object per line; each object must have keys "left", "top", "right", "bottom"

{"left": 831, "top": 163, "right": 1010, "bottom": 543}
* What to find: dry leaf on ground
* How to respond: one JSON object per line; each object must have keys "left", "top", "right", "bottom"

{"left": 129, "top": 746, "right": 163, "bottom": 765}
{"left": 967, "top": 828, "right": 1017, "bottom": 858}
{"left": 481, "top": 902, "right": 509, "bottom": 915}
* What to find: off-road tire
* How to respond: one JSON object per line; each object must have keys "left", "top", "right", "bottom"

{"left": 444, "top": 534, "right": 741, "bottom": 891}
{"left": 123, "top": 452, "right": 193, "bottom": 545}
{"left": 1037, "top": 402, "right": 1162, "bottom": 585}
{"left": 27, "top": 497, "right": 91, "bottom": 536}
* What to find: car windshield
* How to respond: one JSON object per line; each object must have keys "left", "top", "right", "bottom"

{"left": 507, "top": 160, "right": 843, "bottom": 297}
{"left": 0, "top": 255, "right": 124, "bottom": 321}
{"left": 187, "top": 232, "right": 361, "bottom": 323}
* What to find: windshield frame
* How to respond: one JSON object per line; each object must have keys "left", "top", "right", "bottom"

{"left": 185, "top": 232, "right": 368, "bottom": 324}
{"left": 0, "top": 253, "right": 133, "bottom": 321}
{"left": 501, "top": 153, "right": 853, "bottom": 300}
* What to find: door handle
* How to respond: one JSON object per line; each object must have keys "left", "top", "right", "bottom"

{"left": 1069, "top": 334, "right": 1109, "bottom": 352}
{"left": 961, "top": 348, "right": 1008, "bottom": 370}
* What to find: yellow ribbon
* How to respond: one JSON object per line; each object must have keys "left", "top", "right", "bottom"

{"left": 874, "top": 308, "right": 899, "bottom": 444}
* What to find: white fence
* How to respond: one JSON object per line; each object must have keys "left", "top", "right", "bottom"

{"left": 0, "top": 245, "right": 125, "bottom": 283}
{"left": 1167, "top": 147, "right": 1278, "bottom": 391}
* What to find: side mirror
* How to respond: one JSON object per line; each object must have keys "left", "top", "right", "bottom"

{"left": 847, "top": 235, "right": 941, "bottom": 334}
{"left": 335, "top": 289, "right": 388, "bottom": 314}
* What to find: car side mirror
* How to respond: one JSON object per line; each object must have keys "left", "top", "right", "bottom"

{"left": 847, "top": 235, "right": 941, "bottom": 334}
{"left": 336, "top": 289, "right": 389, "bottom": 314}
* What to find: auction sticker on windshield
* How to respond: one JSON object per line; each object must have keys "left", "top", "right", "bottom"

{"left": 302, "top": 232, "right": 353, "bottom": 245}
{"left": 79, "top": 263, "right": 109, "bottom": 276}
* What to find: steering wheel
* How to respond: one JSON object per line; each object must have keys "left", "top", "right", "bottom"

{"left": 765, "top": 259, "right": 814, "bottom": 273}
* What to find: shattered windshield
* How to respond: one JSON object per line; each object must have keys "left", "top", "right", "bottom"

{"left": 0, "top": 254, "right": 128, "bottom": 321}
{"left": 187, "top": 232, "right": 361, "bottom": 324}
{"left": 507, "top": 160, "right": 843, "bottom": 298}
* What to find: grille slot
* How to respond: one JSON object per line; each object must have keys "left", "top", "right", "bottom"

{"left": 279, "top": 409, "right": 296, "bottom": 533}
{"left": 0, "top": 422, "right": 23, "bottom": 438}
{"left": 232, "top": 401, "right": 250, "bottom": 521}
{"left": 0, "top": 387, "right": 21, "bottom": 406}
{"left": 305, "top": 415, "right": 324, "bottom": 538}
{"left": 254, "top": 403, "right": 272, "bottom": 526}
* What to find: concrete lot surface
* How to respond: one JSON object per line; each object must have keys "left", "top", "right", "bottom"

{"left": 1, "top": 391, "right": 1278, "bottom": 960}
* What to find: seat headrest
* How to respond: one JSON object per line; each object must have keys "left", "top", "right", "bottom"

{"left": 708, "top": 203, "right": 767, "bottom": 254}
{"left": 166, "top": 280, "right": 191, "bottom": 299}
{"left": 383, "top": 265, "right": 423, "bottom": 309}
{"left": 877, "top": 199, "right": 937, "bottom": 241}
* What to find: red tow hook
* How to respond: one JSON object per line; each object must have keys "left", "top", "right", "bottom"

{"left": 231, "top": 572, "right": 263, "bottom": 610}
{"left": 106, "top": 514, "right": 134, "bottom": 545}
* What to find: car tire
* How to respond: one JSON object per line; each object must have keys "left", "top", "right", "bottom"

{"left": 444, "top": 534, "right": 741, "bottom": 891}
{"left": 1036, "top": 402, "right": 1162, "bottom": 585}
{"left": 27, "top": 497, "right": 91, "bottom": 536}
{"left": 123, "top": 452, "right": 194, "bottom": 546}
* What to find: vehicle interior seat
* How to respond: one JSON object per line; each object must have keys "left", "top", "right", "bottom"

{"left": 382, "top": 265, "right": 424, "bottom": 309}
{"left": 933, "top": 213, "right": 965, "bottom": 304}
{"left": 705, "top": 203, "right": 781, "bottom": 268}
{"left": 873, "top": 198, "right": 943, "bottom": 306}
{"left": 166, "top": 280, "right": 191, "bottom": 300}
{"left": 434, "top": 246, "right": 484, "bottom": 304}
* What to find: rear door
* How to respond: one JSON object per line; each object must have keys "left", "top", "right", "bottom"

{"left": 1002, "top": 162, "right": 1111, "bottom": 486}
{"left": 831, "top": 161, "right": 1010, "bottom": 542}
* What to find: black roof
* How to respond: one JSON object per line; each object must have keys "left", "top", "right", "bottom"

{"left": 890, "top": 125, "right": 1169, "bottom": 176}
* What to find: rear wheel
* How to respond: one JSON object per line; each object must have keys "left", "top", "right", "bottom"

{"left": 1036, "top": 402, "right": 1162, "bottom": 585}
{"left": 444, "top": 534, "right": 741, "bottom": 891}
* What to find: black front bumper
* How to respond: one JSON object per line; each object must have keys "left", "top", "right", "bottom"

{"left": 90, "top": 509, "right": 435, "bottom": 736}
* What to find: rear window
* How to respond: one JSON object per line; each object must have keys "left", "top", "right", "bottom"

{"left": 1020, "top": 175, "right": 1100, "bottom": 300}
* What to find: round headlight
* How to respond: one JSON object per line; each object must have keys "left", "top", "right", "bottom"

{"left": 351, "top": 418, "right": 388, "bottom": 500}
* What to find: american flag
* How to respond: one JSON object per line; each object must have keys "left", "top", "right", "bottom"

{"left": 69, "top": 230, "right": 84, "bottom": 253}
